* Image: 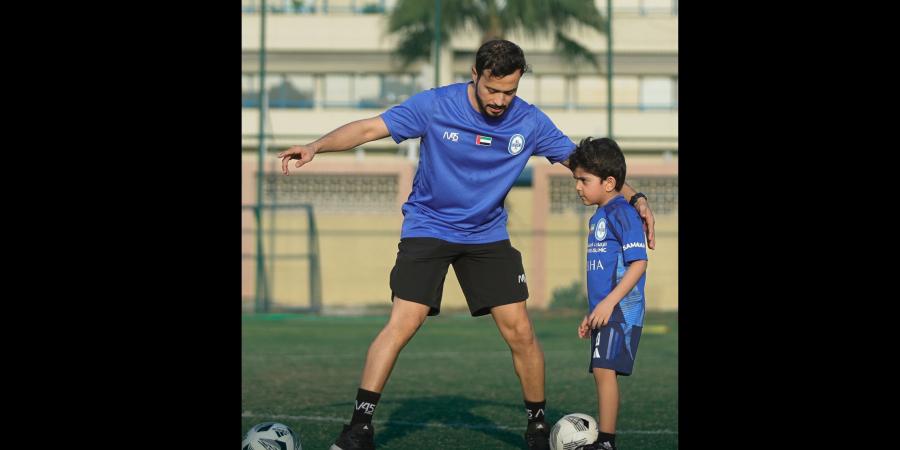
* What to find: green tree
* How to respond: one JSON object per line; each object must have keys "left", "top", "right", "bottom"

{"left": 387, "top": 0, "right": 606, "bottom": 69}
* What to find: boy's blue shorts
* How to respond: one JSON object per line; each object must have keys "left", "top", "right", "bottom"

{"left": 589, "top": 322, "right": 642, "bottom": 376}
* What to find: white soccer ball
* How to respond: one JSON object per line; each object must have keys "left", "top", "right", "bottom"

{"left": 242, "top": 422, "right": 302, "bottom": 450}
{"left": 550, "top": 413, "right": 599, "bottom": 450}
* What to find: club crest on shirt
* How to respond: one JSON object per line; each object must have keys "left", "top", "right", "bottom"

{"left": 595, "top": 218, "right": 607, "bottom": 240}
{"left": 508, "top": 134, "right": 525, "bottom": 155}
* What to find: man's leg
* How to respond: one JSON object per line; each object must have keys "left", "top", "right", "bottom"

{"left": 490, "top": 302, "right": 550, "bottom": 450}
{"left": 490, "top": 301, "right": 545, "bottom": 402}
{"left": 360, "top": 297, "right": 430, "bottom": 392}
{"left": 331, "top": 298, "right": 430, "bottom": 450}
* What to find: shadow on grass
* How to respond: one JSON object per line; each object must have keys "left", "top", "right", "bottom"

{"left": 378, "top": 395, "right": 524, "bottom": 448}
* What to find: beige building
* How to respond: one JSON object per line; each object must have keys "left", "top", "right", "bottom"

{"left": 241, "top": 0, "right": 678, "bottom": 313}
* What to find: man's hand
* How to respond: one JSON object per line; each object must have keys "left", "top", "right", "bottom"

{"left": 278, "top": 145, "right": 316, "bottom": 175}
{"left": 634, "top": 197, "right": 656, "bottom": 250}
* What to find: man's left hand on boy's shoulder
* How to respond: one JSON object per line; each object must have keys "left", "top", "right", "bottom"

{"left": 633, "top": 197, "right": 656, "bottom": 249}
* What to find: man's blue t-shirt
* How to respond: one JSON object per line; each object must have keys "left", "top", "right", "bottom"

{"left": 381, "top": 82, "right": 574, "bottom": 243}
{"left": 586, "top": 195, "right": 648, "bottom": 327}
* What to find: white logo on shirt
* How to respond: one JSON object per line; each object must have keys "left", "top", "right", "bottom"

{"left": 508, "top": 134, "right": 525, "bottom": 155}
{"left": 594, "top": 218, "right": 607, "bottom": 241}
{"left": 623, "top": 242, "right": 645, "bottom": 251}
{"left": 442, "top": 131, "right": 459, "bottom": 142}
{"left": 517, "top": 274, "right": 527, "bottom": 283}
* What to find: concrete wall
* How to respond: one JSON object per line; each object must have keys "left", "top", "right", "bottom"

{"left": 242, "top": 154, "right": 677, "bottom": 312}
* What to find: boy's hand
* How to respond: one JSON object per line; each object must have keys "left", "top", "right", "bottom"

{"left": 578, "top": 316, "right": 590, "bottom": 339}
{"left": 587, "top": 300, "right": 615, "bottom": 329}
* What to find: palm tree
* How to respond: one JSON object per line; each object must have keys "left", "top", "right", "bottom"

{"left": 387, "top": 0, "right": 606, "bottom": 69}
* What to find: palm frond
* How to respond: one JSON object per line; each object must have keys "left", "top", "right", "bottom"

{"left": 550, "top": 0, "right": 605, "bottom": 32}
{"left": 394, "top": 30, "right": 428, "bottom": 67}
{"left": 502, "top": 0, "right": 605, "bottom": 35}
{"left": 386, "top": 0, "right": 605, "bottom": 67}
{"left": 388, "top": 0, "right": 483, "bottom": 66}
{"left": 554, "top": 30, "right": 599, "bottom": 69}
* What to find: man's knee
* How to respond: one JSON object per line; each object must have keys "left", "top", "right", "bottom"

{"left": 502, "top": 321, "right": 538, "bottom": 349}
{"left": 385, "top": 297, "right": 428, "bottom": 339}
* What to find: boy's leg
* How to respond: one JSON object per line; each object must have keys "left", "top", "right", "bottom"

{"left": 587, "top": 321, "right": 641, "bottom": 450}
{"left": 593, "top": 368, "right": 619, "bottom": 433}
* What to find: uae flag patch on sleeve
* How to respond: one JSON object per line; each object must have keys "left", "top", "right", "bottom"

{"left": 476, "top": 135, "right": 492, "bottom": 146}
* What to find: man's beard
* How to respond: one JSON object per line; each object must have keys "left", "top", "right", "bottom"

{"left": 475, "top": 78, "right": 506, "bottom": 117}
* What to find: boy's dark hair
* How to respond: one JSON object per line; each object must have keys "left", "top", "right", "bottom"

{"left": 474, "top": 39, "right": 529, "bottom": 78}
{"left": 569, "top": 137, "right": 626, "bottom": 191}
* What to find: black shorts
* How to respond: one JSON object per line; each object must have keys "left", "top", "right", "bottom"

{"left": 389, "top": 237, "right": 529, "bottom": 316}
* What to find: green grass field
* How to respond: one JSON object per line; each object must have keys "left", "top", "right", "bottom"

{"left": 242, "top": 310, "right": 678, "bottom": 449}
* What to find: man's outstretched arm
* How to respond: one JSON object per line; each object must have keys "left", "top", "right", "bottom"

{"left": 277, "top": 116, "right": 391, "bottom": 175}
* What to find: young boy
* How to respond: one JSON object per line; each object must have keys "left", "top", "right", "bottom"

{"left": 570, "top": 137, "right": 648, "bottom": 450}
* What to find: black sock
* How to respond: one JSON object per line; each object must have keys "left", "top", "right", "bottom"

{"left": 524, "top": 400, "right": 546, "bottom": 423}
{"left": 350, "top": 388, "right": 381, "bottom": 426}
{"left": 597, "top": 432, "right": 616, "bottom": 444}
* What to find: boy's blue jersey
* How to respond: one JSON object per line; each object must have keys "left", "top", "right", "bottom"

{"left": 586, "top": 195, "right": 648, "bottom": 326}
{"left": 381, "top": 82, "right": 574, "bottom": 243}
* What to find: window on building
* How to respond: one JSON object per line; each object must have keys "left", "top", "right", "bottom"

{"left": 242, "top": 73, "right": 259, "bottom": 107}
{"left": 537, "top": 75, "right": 567, "bottom": 109}
{"left": 241, "top": 72, "right": 423, "bottom": 109}
{"left": 291, "top": 0, "right": 317, "bottom": 13}
{"left": 382, "top": 74, "right": 419, "bottom": 105}
{"left": 355, "top": 74, "right": 382, "bottom": 108}
{"left": 324, "top": 74, "right": 353, "bottom": 107}
{"left": 283, "top": 74, "right": 315, "bottom": 108}
{"left": 594, "top": 0, "right": 677, "bottom": 15}
{"left": 643, "top": 0, "right": 674, "bottom": 14}
{"left": 261, "top": 74, "right": 312, "bottom": 108}
{"left": 264, "top": 74, "right": 285, "bottom": 106}
{"left": 640, "top": 76, "right": 675, "bottom": 109}
{"left": 324, "top": 0, "right": 355, "bottom": 13}
{"left": 516, "top": 74, "right": 537, "bottom": 104}
{"left": 614, "top": 76, "right": 640, "bottom": 109}
{"left": 575, "top": 75, "right": 606, "bottom": 109}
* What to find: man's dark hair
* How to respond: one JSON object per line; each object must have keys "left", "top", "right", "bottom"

{"left": 474, "top": 39, "right": 529, "bottom": 78}
{"left": 569, "top": 137, "right": 627, "bottom": 191}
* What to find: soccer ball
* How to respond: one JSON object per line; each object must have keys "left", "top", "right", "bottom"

{"left": 550, "top": 413, "right": 599, "bottom": 450}
{"left": 242, "top": 422, "right": 302, "bottom": 450}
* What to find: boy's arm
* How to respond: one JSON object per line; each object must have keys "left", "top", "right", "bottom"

{"left": 278, "top": 116, "right": 390, "bottom": 175}
{"left": 587, "top": 260, "right": 648, "bottom": 329}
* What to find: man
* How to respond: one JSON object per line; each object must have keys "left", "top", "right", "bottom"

{"left": 278, "top": 39, "right": 656, "bottom": 450}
